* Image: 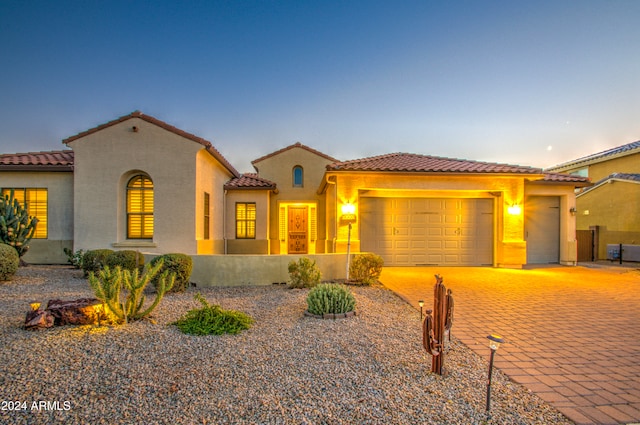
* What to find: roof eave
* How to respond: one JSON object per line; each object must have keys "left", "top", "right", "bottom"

{"left": 62, "top": 111, "right": 240, "bottom": 178}
{"left": 325, "top": 169, "right": 545, "bottom": 178}
{"left": 0, "top": 165, "right": 74, "bottom": 172}
{"left": 547, "top": 145, "right": 640, "bottom": 172}
{"left": 577, "top": 178, "right": 640, "bottom": 198}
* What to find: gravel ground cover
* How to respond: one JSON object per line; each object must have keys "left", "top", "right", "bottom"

{"left": 0, "top": 266, "right": 573, "bottom": 425}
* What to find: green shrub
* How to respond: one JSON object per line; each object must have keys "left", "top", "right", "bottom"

{"left": 0, "top": 243, "right": 19, "bottom": 281}
{"left": 81, "top": 249, "right": 114, "bottom": 276}
{"left": 88, "top": 259, "right": 175, "bottom": 324}
{"left": 288, "top": 257, "right": 322, "bottom": 288}
{"left": 105, "top": 250, "right": 145, "bottom": 272}
{"left": 63, "top": 248, "right": 85, "bottom": 269}
{"left": 306, "top": 284, "right": 356, "bottom": 315}
{"left": 172, "top": 293, "right": 253, "bottom": 335}
{"left": 151, "top": 253, "right": 193, "bottom": 293}
{"left": 349, "top": 253, "right": 384, "bottom": 285}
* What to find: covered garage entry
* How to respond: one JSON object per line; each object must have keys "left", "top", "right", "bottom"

{"left": 360, "top": 197, "right": 494, "bottom": 266}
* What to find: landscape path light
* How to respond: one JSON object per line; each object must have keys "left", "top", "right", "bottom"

{"left": 418, "top": 300, "right": 424, "bottom": 320}
{"left": 486, "top": 334, "right": 504, "bottom": 413}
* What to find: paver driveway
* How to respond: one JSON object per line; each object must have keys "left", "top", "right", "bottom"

{"left": 379, "top": 265, "right": 640, "bottom": 425}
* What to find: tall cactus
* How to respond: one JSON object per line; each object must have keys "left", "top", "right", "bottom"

{"left": 88, "top": 259, "right": 175, "bottom": 323}
{"left": 0, "top": 189, "right": 39, "bottom": 257}
{"left": 422, "top": 274, "right": 454, "bottom": 375}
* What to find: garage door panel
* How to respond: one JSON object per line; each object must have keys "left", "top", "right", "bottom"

{"left": 360, "top": 197, "right": 493, "bottom": 266}
{"left": 411, "top": 254, "right": 427, "bottom": 263}
{"left": 396, "top": 215, "right": 410, "bottom": 224}
{"left": 381, "top": 226, "right": 394, "bottom": 236}
{"left": 411, "top": 239, "right": 426, "bottom": 248}
{"left": 429, "top": 228, "right": 443, "bottom": 236}
{"left": 411, "top": 214, "right": 427, "bottom": 224}
{"left": 395, "top": 254, "right": 410, "bottom": 263}
{"left": 444, "top": 215, "right": 458, "bottom": 223}
{"left": 428, "top": 240, "right": 442, "bottom": 249}
{"left": 395, "top": 240, "right": 409, "bottom": 249}
{"left": 461, "top": 240, "right": 475, "bottom": 249}
{"left": 411, "top": 228, "right": 426, "bottom": 237}
{"left": 428, "top": 215, "right": 443, "bottom": 224}
{"left": 444, "top": 228, "right": 458, "bottom": 236}
{"left": 444, "top": 199, "right": 460, "bottom": 209}
{"left": 444, "top": 254, "right": 459, "bottom": 263}
{"left": 444, "top": 240, "right": 459, "bottom": 249}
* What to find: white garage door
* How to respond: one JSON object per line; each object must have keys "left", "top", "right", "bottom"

{"left": 360, "top": 198, "right": 493, "bottom": 266}
{"left": 525, "top": 196, "right": 560, "bottom": 264}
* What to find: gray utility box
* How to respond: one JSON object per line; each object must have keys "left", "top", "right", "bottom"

{"left": 607, "top": 244, "right": 640, "bottom": 262}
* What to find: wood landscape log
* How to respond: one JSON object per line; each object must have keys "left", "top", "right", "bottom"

{"left": 24, "top": 298, "right": 110, "bottom": 329}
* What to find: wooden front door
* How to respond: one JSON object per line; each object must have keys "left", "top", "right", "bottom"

{"left": 288, "top": 206, "right": 308, "bottom": 254}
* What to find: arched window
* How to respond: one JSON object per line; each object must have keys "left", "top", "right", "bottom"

{"left": 127, "top": 175, "right": 154, "bottom": 239}
{"left": 293, "top": 166, "right": 303, "bottom": 187}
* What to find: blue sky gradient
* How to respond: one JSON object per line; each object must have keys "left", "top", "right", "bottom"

{"left": 1, "top": 0, "right": 639, "bottom": 172}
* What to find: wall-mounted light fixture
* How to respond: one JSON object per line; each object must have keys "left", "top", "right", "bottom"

{"left": 569, "top": 207, "right": 577, "bottom": 215}
{"left": 340, "top": 202, "right": 357, "bottom": 223}
{"left": 132, "top": 126, "right": 139, "bottom": 133}
{"left": 507, "top": 204, "right": 522, "bottom": 215}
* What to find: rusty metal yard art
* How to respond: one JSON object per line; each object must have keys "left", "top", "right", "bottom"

{"left": 422, "top": 274, "right": 454, "bottom": 375}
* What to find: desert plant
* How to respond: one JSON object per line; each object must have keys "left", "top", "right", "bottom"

{"left": 63, "top": 248, "right": 85, "bottom": 269}
{"left": 105, "top": 250, "right": 145, "bottom": 272}
{"left": 288, "top": 257, "right": 322, "bottom": 288}
{"left": 349, "top": 253, "right": 384, "bottom": 285}
{"left": 87, "top": 259, "right": 175, "bottom": 323}
{"left": 172, "top": 293, "right": 253, "bottom": 335}
{"left": 306, "top": 283, "right": 356, "bottom": 315}
{"left": 81, "top": 249, "right": 114, "bottom": 276}
{"left": 0, "top": 243, "right": 19, "bottom": 281}
{"left": 150, "top": 253, "right": 193, "bottom": 293}
{"left": 0, "top": 189, "right": 39, "bottom": 257}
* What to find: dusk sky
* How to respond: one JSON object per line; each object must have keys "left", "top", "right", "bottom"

{"left": 1, "top": 0, "right": 639, "bottom": 173}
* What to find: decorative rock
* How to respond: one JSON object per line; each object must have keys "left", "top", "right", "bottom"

{"left": 46, "top": 298, "right": 107, "bottom": 325}
{"left": 24, "top": 308, "right": 54, "bottom": 330}
{"left": 24, "top": 297, "right": 111, "bottom": 329}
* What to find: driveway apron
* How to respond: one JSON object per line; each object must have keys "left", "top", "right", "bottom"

{"left": 379, "top": 265, "right": 640, "bottom": 425}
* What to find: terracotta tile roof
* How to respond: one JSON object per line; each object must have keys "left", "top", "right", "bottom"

{"left": 327, "top": 152, "right": 543, "bottom": 174}
{"left": 542, "top": 172, "right": 591, "bottom": 185}
{"left": 251, "top": 142, "right": 339, "bottom": 165}
{"left": 224, "top": 173, "right": 277, "bottom": 190}
{"left": 62, "top": 111, "right": 240, "bottom": 178}
{"left": 0, "top": 150, "right": 74, "bottom": 171}
{"left": 547, "top": 140, "right": 640, "bottom": 171}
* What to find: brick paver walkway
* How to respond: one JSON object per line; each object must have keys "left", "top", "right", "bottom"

{"left": 380, "top": 264, "right": 640, "bottom": 425}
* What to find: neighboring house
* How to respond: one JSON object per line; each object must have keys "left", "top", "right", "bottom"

{"left": 546, "top": 141, "right": 640, "bottom": 261}
{"left": 0, "top": 111, "right": 590, "bottom": 269}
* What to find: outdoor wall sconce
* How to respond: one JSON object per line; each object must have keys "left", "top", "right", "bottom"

{"left": 569, "top": 206, "right": 577, "bottom": 215}
{"left": 340, "top": 202, "right": 357, "bottom": 223}
{"left": 132, "top": 126, "right": 139, "bottom": 132}
{"left": 507, "top": 204, "right": 521, "bottom": 215}
{"left": 418, "top": 300, "right": 424, "bottom": 320}
{"left": 486, "top": 334, "right": 504, "bottom": 412}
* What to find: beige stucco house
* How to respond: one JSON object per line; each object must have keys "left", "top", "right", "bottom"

{"left": 1, "top": 111, "right": 590, "bottom": 273}
{"left": 547, "top": 141, "right": 640, "bottom": 261}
